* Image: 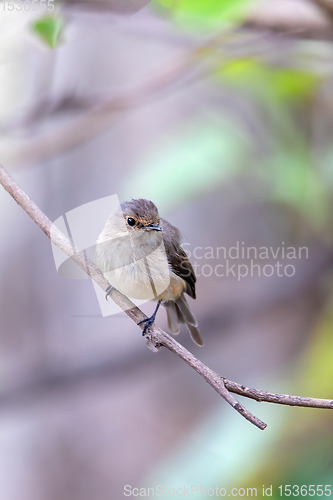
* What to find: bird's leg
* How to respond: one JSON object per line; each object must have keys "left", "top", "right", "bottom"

{"left": 105, "top": 285, "right": 113, "bottom": 301}
{"left": 138, "top": 300, "right": 162, "bottom": 335}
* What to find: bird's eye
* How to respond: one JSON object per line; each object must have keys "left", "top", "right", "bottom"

{"left": 127, "top": 218, "right": 136, "bottom": 226}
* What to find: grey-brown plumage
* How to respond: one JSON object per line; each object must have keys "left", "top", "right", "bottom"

{"left": 96, "top": 198, "right": 203, "bottom": 346}
{"left": 160, "top": 216, "right": 203, "bottom": 346}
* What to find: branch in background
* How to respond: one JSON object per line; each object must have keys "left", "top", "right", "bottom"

{"left": 2, "top": 42, "right": 213, "bottom": 169}
{"left": 1, "top": 163, "right": 333, "bottom": 430}
{"left": 312, "top": 0, "right": 333, "bottom": 21}
{"left": 1, "top": 29, "right": 283, "bottom": 135}
{"left": 4, "top": 4, "right": 333, "bottom": 170}
{"left": 243, "top": 0, "right": 333, "bottom": 39}
{"left": 7, "top": 28, "right": 264, "bottom": 169}
{"left": 224, "top": 381, "right": 333, "bottom": 409}
{"left": 60, "top": 0, "right": 150, "bottom": 15}
{"left": 60, "top": 0, "right": 333, "bottom": 39}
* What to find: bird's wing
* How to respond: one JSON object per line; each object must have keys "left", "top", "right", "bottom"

{"left": 160, "top": 217, "right": 196, "bottom": 299}
{"left": 167, "top": 245, "right": 196, "bottom": 299}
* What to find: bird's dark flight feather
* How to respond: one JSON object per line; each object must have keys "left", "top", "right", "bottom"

{"left": 160, "top": 218, "right": 196, "bottom": 299}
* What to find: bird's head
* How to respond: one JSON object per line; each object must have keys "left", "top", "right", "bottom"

{"left": 121, "top": 199, "right": 162, "bottom": 234}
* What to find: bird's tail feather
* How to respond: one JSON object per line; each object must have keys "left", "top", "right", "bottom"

{"left": 165, "top": 302, "right": 180, "bottom": 334}
{"left": 175, "top": 303, "right": 185, "bottom": 324}
{"left": 164, "top": 296, "right": 204, "bottom": 347}
{"left": 185, "top": 322, "right": 204, "bottom": 347}
{"left": 176, "top": 294, "right": 197, "bottom": 326}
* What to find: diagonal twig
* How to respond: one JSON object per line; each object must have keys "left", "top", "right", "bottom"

{"left": 1, "top": 163, "right": 333, "bottom": 430}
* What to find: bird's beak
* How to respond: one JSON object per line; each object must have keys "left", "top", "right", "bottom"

{"left": 144, "top": 223, "right": 162, "bottom": 231}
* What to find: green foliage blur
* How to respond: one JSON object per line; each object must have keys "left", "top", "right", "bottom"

{"left": 32, "top": 15, "right": 64, "bottom": 48}
{"left": 152, "top": 0, "right": 255, "bottom": 30}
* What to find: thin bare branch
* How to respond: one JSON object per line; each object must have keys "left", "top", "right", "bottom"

{"left": 225, "top": 380, "right": 333, "bottom": 409}
{"left": 1, "top": 163, "right": 333, "bottom": 430}
{"left": 245, "top": 0, "right": 333, "bottom": 39}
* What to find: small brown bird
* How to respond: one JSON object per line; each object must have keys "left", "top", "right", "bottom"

{"left": 95, "top": 199, "right": 203, "bottom": 346}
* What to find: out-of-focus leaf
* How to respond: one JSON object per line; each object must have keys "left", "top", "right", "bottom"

{"left": 298, "top": 298, "right": 333, "bottom": 396}
{"left": 152, "top": 0, "right": 254, "bottom": 30}
{"left": 32, "top": 16, "right": 64, "bottom": 49}
{"left": 268, "top": 150, "right": 329, "bottom": 229}
{"left": 216, "top": 58, "right": 325, "bottom": 229}
{"left": 218, "top": 59, "right": 319, "bottom": 103}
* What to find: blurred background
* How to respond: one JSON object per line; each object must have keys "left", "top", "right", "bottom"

{"left": 1, "top": 0, "right": 333, "bottom": 498}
